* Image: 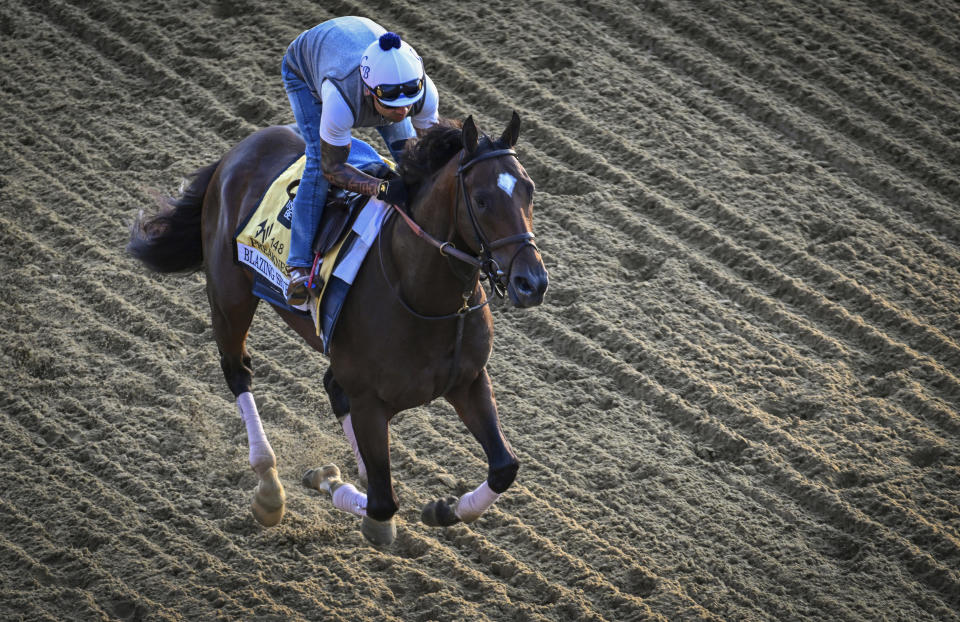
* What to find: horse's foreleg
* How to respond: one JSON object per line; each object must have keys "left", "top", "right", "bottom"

{"left": 425, "top": 369, "right": 518, "bottom": 526}
{"left": 304, "top": 397, "right": 397, "bottom": 545}
{"left": 347, "top": 399, "right": 398, "bottom": 545}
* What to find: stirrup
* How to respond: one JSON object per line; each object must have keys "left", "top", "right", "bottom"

{"left": 285, "top": 269, "right": 314, "bottom": 306}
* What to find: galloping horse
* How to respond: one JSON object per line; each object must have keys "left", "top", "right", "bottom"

{"left": 128, "top": 113, "right": 548, "bottom": 544}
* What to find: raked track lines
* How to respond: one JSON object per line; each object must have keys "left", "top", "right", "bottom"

{"left": 1, "top": 1, "right": 958, "bottom": 620}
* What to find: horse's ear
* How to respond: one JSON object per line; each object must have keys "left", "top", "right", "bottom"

{"left": 500, "top": 111, "right": 521, "bottom": 147}
{"left": 462, "top": 116, "right": 479, "bottom": 154}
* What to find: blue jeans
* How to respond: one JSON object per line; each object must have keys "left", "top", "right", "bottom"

{"left": 281, "top": 57, "right": 416, "bottom": 268}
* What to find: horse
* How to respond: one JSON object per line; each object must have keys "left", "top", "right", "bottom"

{"left": 128, "top": 112, "right": 548, "bottom": 545}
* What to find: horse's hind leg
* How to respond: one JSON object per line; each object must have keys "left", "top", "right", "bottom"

{"left": 207, "top": 273, "right": 285, "bottom": 527}
{"left": 323, "top": 369, "right": 367, "bottom": 485}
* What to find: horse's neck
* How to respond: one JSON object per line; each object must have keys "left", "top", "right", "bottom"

{"left": 389, "top": 166, "right": 476, "bottom": 312}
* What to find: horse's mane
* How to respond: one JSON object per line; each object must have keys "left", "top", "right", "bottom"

{"left": 397, "top": 118, "right": 463, "bottom": 187}
{"left": 397, "top": 117, "right": 502, "bottom": 196}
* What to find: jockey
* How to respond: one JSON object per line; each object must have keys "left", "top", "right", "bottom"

{"left": 281, "top": 16, "right": 439, "bottom": 305}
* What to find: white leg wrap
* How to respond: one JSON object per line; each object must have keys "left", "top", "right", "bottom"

{"left": 340, "top": 414, "right": 367, "bottom": 481}
{"left": 332, "top": 483, "right": 367, "bottom": 517}
{"left": 455, "top": 481, "right": 501, "bottom": 523}
{"left": 237, "top": 392, "right": 275, "bottom": 471}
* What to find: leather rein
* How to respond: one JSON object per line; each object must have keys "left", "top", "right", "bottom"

{"left": 377, "top": 146, "right": 537, "bottom": 395}
{"left": 379, "top": 147, "right": 537, "bottom": 318}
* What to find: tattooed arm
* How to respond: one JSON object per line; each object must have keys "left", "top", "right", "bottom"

{"left": 320, "top": 140, "right": 383, "bottom": 196}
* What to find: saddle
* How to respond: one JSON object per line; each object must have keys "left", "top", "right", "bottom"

{"left": 234, "top": 151, "right": 395, "bottom": 350}
{"left": 307, "top": 161, "right": 395, "bottom": 259}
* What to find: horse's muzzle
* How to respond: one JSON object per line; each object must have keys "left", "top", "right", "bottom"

{"left": 508, "top": 258, "right": 548, "bottom": 308}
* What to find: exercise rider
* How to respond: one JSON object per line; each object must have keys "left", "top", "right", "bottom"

{"left": 281, "top": 16, "right": 439, "bottom": 306}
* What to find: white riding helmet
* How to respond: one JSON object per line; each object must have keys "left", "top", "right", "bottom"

{"left": 359, "top": 32, "right": 425, "bottom": 107}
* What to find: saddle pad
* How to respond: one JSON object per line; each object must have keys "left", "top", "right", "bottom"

{"left": 233, "top": 141, "right": 392, "bottom": 352}
{"left": 306, "top": 196, "right": 391, "bottom": 346}
{"left": 235, "top": 154, "right": 304, "bottom": 294}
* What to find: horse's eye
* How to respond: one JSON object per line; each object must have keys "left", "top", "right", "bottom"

{"left": 475, "top": 195, "right": 489, "bottom": 209}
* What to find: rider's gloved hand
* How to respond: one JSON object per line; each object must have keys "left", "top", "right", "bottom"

{"left": 376, "top": 178, "right": 407, "bottom": 208}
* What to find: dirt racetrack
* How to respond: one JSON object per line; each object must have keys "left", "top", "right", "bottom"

{"left": 2, "top": 0, "right": 960, "bottom": 620}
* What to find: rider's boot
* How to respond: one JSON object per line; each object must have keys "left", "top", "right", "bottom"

{"left": 285, "top": 266, "right": 315, "bottom": 306}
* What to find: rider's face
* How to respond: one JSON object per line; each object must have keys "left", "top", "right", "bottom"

{"left": 370, "top": 92, "right": 412, "bottom": 122}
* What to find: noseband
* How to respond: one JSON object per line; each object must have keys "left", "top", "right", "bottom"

{"left": 378, "top": 146, "right": 538, "bottom": 396}
{"left": 455, "top": 148, "right": 537, "bottom": 298}
{"left": 382, "top": 146, "right": 539, "bottom": 317}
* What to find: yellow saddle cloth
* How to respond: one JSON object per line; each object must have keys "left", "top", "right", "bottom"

{"left": 235, "top": 154, "right": 353, "bottom": 333}
{"left": 235, "top": 154, "right": 304, "bottom": 293}
{"left": 233, "top": 152, "right": 391, "bottom": 344}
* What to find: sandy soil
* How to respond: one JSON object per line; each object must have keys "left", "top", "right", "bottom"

{"left": 2, "top": 0, "right": 959, "bottom": 620}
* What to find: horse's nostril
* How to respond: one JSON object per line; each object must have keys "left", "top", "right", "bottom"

{"left": 515, "top": 276, "right": 534, "bottom": 295}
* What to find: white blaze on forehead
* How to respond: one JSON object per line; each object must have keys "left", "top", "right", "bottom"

{"left": 497, "top": 172, "right": 517, "bottom": 197}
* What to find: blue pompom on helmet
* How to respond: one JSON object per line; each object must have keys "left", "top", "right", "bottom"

{"left": 359, "top": 32, "right": 425, "bottom": 107}
{"left": 378, "top": 32, "right": 401, "bottom": 50}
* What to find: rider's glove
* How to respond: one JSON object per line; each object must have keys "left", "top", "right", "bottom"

{"left": 376, "top": 178, "right": 408, "bottom": 208}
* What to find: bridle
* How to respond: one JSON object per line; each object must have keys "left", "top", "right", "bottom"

{"left": 454, "top": 148, "right": 538, "bottom": 299}
{"left": 379, "top": 145, "right": 538, "bottom": 319}
{"left": 377, "top": 145, "right": 538, "bottom": 395}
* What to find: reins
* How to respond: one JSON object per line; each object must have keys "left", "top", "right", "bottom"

{"left": 387, "top": 200, "right": 483, "bottom": 272}
{"left": 376, "top": 216, "right": 489, "bottom": 322}
{"left": 455, "top": 149, "right": 537, "bottom": 298}
{"left": 376, "top": 145, "right": 536, "bottom": 396}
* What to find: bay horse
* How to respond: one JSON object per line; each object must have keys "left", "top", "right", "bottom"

{"left": 128, "top": 113, "right": 548, "bottom": 544}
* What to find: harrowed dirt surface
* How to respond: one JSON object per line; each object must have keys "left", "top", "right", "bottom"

{"left": 2, "top": 1, "right": 959, "bottom": 620}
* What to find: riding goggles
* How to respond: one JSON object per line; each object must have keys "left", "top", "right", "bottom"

{"left": 370, "top": 78, "right": 423, "bottom": 104}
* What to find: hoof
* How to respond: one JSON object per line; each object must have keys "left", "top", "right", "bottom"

{"left": 251, "top": 466, "right": 286, "bottom": 527}
{"left": 301, "top": 464, "right": 343, "bottom": 496}
{"left": 361, "top": 516, "right": 396, "bottom": 546}
{"left": 421, "top": 496, "right": 461, "bottom": 527}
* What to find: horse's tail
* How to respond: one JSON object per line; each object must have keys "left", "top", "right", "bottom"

{"left": 127, "top": 160, "right": 220, "bottom": 273}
